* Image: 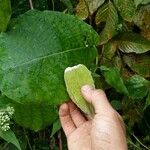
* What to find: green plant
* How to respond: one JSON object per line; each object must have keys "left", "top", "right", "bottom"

{"left": 0, "top": 0, "right": 150, "bottom": 149}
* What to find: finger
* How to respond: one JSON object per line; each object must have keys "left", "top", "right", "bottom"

{"left": 116, "top": 112, "right": 126, "bottom": 135}
{"left": 68, "top": 102, "right": 86, "bottom": 127}
{"left": 59, "top": 103, "right": 76, "bottom": 137}
{"left": 81, "top": 85, "right": 114, "bottom": 115}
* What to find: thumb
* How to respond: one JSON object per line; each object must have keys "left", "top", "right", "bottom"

{"left": 81, "top": 85, "right": 114, "bottom": 115}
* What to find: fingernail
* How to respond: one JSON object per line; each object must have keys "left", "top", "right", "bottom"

{"left": 81, "top": 85, "right": 93, "bottom": 92}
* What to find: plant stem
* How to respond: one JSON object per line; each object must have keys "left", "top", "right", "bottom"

{"left": 23, "top": 128, "right": 33, "bottom": 150}
{"left": 133, "top": 134, "right": 149, "bottom": 150}
{"left": 28, "top": 0, "right": 34, "bottom": 10}
{"left": 58, "top": 131, "right": 62, "bottom": 150}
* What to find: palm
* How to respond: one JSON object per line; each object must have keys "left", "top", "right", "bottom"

{"left": 67, "top": 121, "right": 91, "bottom": 150}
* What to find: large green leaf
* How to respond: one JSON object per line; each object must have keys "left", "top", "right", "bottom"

{"left": 95, "top": 1, "right": 119, "bottom": 44}
{"left": 0, "top": 130, "right": 21, "bottom": 150}
{"left": 0, "top": 10, "right": 99, "bottom": 105}
{"left": 113, "top": 0, "right": 136, "bottom": 22}
{"left": 100, "top": 66, "right": 128, "bottom": 95}
{"left": 118, "top": 33, "right": 150, "bottom": 54}
{"left": 0, "top": 0, "right": 11, "bottom": 32}
{"left": 123, "top": 53, "right": 150, "bottom": 78}
{"left": 126, "top": 75, "right": 150, "bottom": 99}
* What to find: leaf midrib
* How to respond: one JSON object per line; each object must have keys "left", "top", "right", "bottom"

{"left": 5, "top": 46, "right": 90, "bottom": 70}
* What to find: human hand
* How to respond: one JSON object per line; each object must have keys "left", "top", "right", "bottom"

{"left": 59, "top": 85, "right": 127, "bottom": 150}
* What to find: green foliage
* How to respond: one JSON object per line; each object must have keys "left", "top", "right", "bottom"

{"left": 0, "top": 0, "right": 150, "bottom": 149}
{"left": 0, "top": 0, "right": 11, "bottom": 32}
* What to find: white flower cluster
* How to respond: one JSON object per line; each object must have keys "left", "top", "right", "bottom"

{"left": 0, "top": 106, "right": 15, "bottom": 131}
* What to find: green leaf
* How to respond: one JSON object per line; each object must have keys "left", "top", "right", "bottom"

{"left": 118, "top": 33, "right": 150, "bottom": 54}
{"left": 75, "top": 0, "right": 105, "bottom": 20}
{"left": 113, "top": 0, "right": 136, "bottom": 22}
{"left": 0, "top": 130, "right": 21, "bottom": 150}
{"left": 50, "top": 119, "right": 61, "bottom": 137}
{"left": 100, "top": 66, "right": 128, "bottom": 95}
{"left": 0, "top": 0, "right": 11, "bottom": 32}
{"left": 133, "top": 5, "right": 150, "bottom": 40}
{"left": 12, "top": 101, "right": 58, "bottom": 131}
{"left": 0, "top": 10, "right": 99, "bottom": 106}
{"left": 102, "top": 40, "right": 117, "bottom": 60}
{"left": 126, "top": 75, "right": 150, "bottom": 99}
{"left": 123, "top": 53, "right": 150, "bottom": 78}
{"left": 86, "top": 0, "right": 105, "bottom": 14}
{"left": 95, "top": 1, "right": 119, "bottom": 44}
{"left": 0, "top": 95, "right": 56, "bottom": 131}
{"left": 75, "top": 0, "right": 89, "bottom": 20}
{"left": 134, "top": 0, "right": 150, "bottom": 7}
{"left": 60, "top": 0, "right": 73, "bottom": 13}
{"left": 64, "top": 64, "right": 95, "bottom": 119}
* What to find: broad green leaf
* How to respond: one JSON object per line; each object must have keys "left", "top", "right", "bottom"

{"left": 95, "top": 1, "right": 119, "bottom": 44}
{"left": 118, "top": 33, "right": 150, "bottom": 53}
{"left": 134, "top": 0, "right": 150, "bottom": 7}
{"left": 100, "top": 66, "right": 128, "bottom": 95}
{"left": 0, "top": 130, "right": 21, "bottom": 150}
{"left": 50, "top": 119, "right": 61, "bottom": 137}
{"left": 113, "top": 0, "right": 136, "bottom": 22}
{"left": 0, "top": 95, "right": 56, "bottom": 131}
{"left": 133, "top": 5, "right": 150, "bottom": 40}
{"left": 75, "top": 0, "right": 89, "bottom": 20}
{"left": 0, "top": 10, "right": 99, "bottom": 106}
{"left": 126, "top": 75, "right": 150, "bottom": 99}
{"left": 123, "top": 53, "right": 150, "bottom": 78}
{"left": 0, "top": 0, "right": 11, "bottom": 32}
{"left": 64, "top": 64, "right": 95, "bottom": 119}
{"left": 12, "top": 101, "right": 58, "bottom": 131}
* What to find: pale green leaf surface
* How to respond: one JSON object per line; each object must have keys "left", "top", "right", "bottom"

{"left": 0, "top": 130, "right": 21, "bottom": 150}
{"left": 0, "top": 0, "right": 11, "bottom": 32}
{"left": 118, "top": 33, "right": 150, "bottom": 53}
{"left": 100, "top": 66, "right": 128, "bottom": 95}
{"left": 126, "top": 75, "right": 150, "bottom": 99}
{"left": 0, "top": 10, "right": 99, "bottom": 105}
{"left": 64, "top": 64, "right": 95, "bottom": 119}
{"left": 95, "top": 2, "right": 118, "bottom": 44}
{"left": 113, "top": 0, "right": 136, "bottom": 22}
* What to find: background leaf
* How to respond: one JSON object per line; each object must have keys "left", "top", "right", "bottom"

{"left": 0, "top": 130, "right": 21, "bottom": 150}
{"left": 113, "top": 0, "right": 136, "bottom": 22}
{"left": 0, "top": 0, "right": 11, "bottom": 32}
{"left": 126, "top": 75, "right": 150, "bottom": 99}
{"left": 100, "top": 66, "right": 128, "bottom": 95}
{"left": 95, "top": 1, "right": 118, "bottom": 44}
{"left": 123, "top": 53, "right": 150, "bottom": 78}
{"left": 118, "top": 33, "right": 150, "bottom": 53}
